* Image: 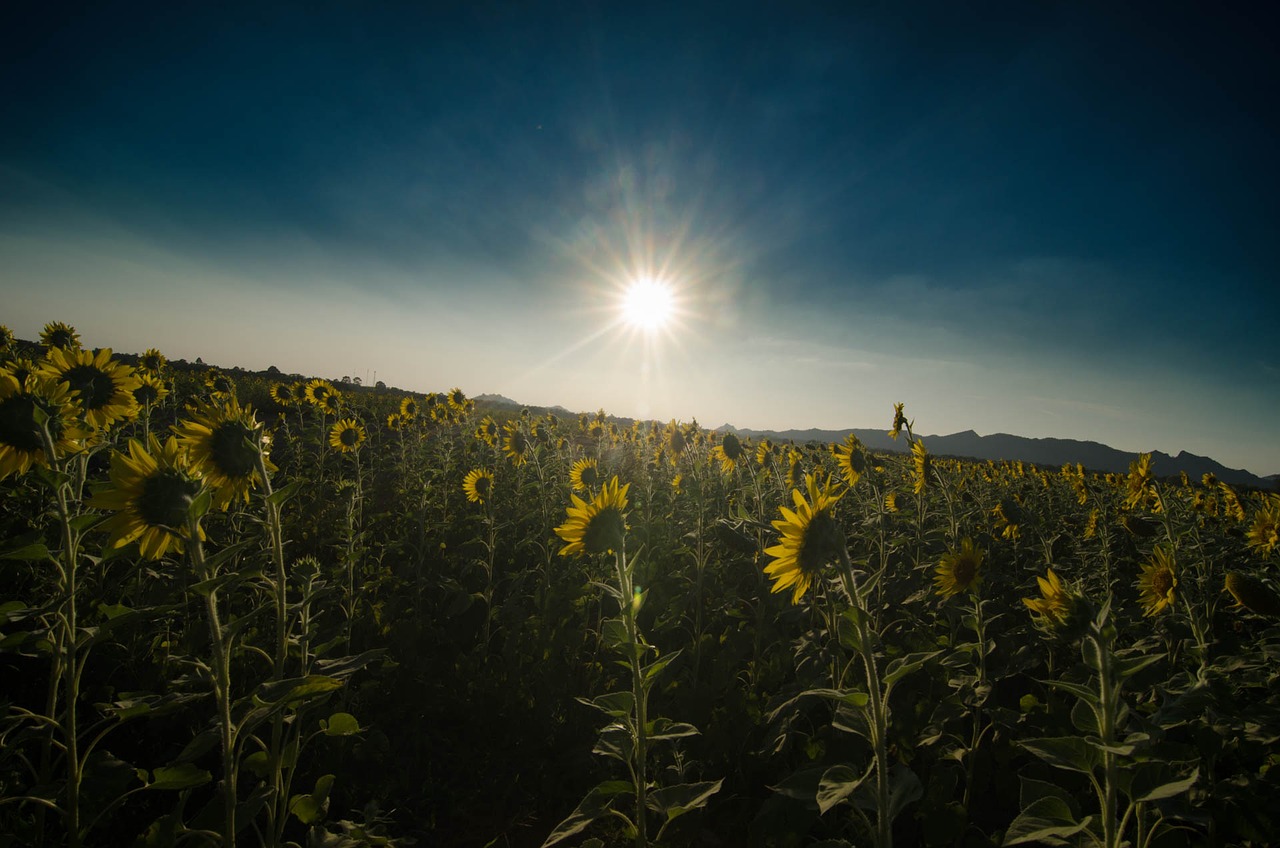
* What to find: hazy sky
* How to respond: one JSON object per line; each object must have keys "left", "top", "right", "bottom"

{"left": 3, "top": 2, "right": 1277, "bottom": 475}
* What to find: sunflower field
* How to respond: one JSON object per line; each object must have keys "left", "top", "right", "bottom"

{"left": 1, "top": 321, "right": 1278, "bottom": 848}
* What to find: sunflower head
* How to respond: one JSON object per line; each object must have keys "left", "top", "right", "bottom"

{"left": 139, "top": 348, "right": 167, "bottom": 374}
{"left": 40, "top": 346, "right": 140, "bottom": 430}
{"left": 763, "top": 473, "right": 847, "bottom": 604}
{"left": 935, "top": 538, "right": 985, "bottom": 598}
{"left": 1224, "top": 572, "right": 1280, "bottom": 617}
{"left": 755, "top": 439, "right": 775, "bottom": 466}
{"left": 133, "top": 372, "right": 170, "bottom": 408}
{"left": 175, "top": 398, "right": 274, "bottom": 508}
{"left": 0, "top": 325, "right": 14, "bottom": 355}
{"left": 570, "top": 457, "right": 600, "bottom": 493}
{"left": 91, "top": 435, "right": 207, "bottom": 560}
{"left": 305, "top": 379, "right": 334, "bottom": 406}
{"left": 329, "top": 419, "right": 366, "bottom": 453}
{"left": 462, "top": 467, "right": 495, "bottom": 504}
{"left": 992, "top": 497, "right": 1024, "bottom": 540}
{"left": 40, "top": 321, "right": 81, "bottom": 351}
{"left": 204, "top": 368, "right": 236, "bottom": 399}
{"left": 1125, "top": 453, "right": 1157, "bottom": 510}
{"left": 400, "top": 397, "right": 419, "bottom": 420}
{"left": 290, "top": 381, "right": 311, "bottom": 404}
{"left": 1137, "top": 546, "right": 1178, "bottom": 617}
{"left": 0, "top": 372, "right": 91, "bottom": 479}
{"left": 269, "top": 382, "right": 295, "bottom": 407}
{"left": 503, "top": 422, "right": 530, "bottom": 467}
{"left": 888, "top": 402, "right": 908, "bottom": 440}
{"left": 1023, "top": 567, "right": 1083, "bottom": 633}
{"left": 1246, "top": 496, "right": 1280, "bottom": 556}
{"left": 555, "top": 476, "right": 630, "bottom": 557}
{"left": 835, "top": 433, "right": 867, "bottom": 487}
{"left": 911, "top": 439, "right": 932, "bottom": 494}
{"left": 448, "top": 387, "right": 468, "bottom": 411}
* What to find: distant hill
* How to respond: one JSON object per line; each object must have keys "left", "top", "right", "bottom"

{"left": 719, "top": 425, "right": 1275, "bottom": 490}
{"left": 474, "top": 393, "right": 521, "bottom": 407}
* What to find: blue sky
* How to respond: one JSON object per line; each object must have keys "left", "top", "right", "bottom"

{"left": 3, "top": 2, "right": 1277, "bottom": 475}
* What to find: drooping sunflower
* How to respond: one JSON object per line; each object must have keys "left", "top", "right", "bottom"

{"left": 755, "top": 439, "right": 775, "bottom": 466}
{"left": 888, "top": 402, "right": 908, "bottom": 440}
{"left": 884, "top": 491, "right": 900, "bottom": 513}
{"left": 1224, "top": 572, "right": 1280, "bottom": 616}
{"left": 462, "top": 468, "right": 495, "bottom": 504}
{"left": 90, "top": 435, "right": 206, "bottom": 560}
{"left": 138, "top": 348, "right": 167, "bottom": 374}
{"left": 934, "top": 538, "right": 985, "bottom": 598}
{"left": 991, "top": 497, "right": 1024, "bottom": 540}
{"left": 1137, "top": 546, "right": 1178, "bottom": 617}
{"left": 834, "top": 433, "right": 867, "bottom": 487}
{"left": 329, "top": 419, "right": 366, "bottom": 453}
{"left": 40, "top": 346, "right": 140, "bottom": 430}
{"left": 569, "top": 457, "right": 600, "bottom": 493}
{"left": 1246, "top": 496, "right": 1280, "bottom": 556}
{"left": 555, "top": 475, "right": 630, "bottom": 557}
{"left": 1023, "top": 567, "right": 1077, "bottom": 630}
{"left": 175, "top": 398, "right": 275, "bottom": 508}
{"left": 502, "top": 422, "right": 530, "bottom": 467}
{"left": 0, "top": 372, "right": 90, "bottom": 479}
{"left": 40, "top": 321, "right": 81, "bottom": 351}
{"left": 763, "top": 473, "right": 847, "bottom": 605}
{"left": 133, "top": 372, "right": 170, "bottom": 409}
{"left": 911, "top": 439, "right": 932, "bottom": 494}
{"left": 1218, "top": 482, "right": 1245, "bottom": 522}
{"left": 712, "top": 432, "right": 745, "bottom": 474}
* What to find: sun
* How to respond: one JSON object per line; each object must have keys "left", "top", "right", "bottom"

{"left": 620, "top": 278, "right": 675, "bottom": 331}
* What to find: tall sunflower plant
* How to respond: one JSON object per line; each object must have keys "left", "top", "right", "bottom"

{"left": 543, "top": 476, "right": 722, "bottom": 848}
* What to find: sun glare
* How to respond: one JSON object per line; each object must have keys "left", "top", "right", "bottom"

{"left": 621, "top": 278, "right": 675, "bottom": 331}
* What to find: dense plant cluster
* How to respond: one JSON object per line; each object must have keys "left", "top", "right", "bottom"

{"left": 1, "top": 321, "right": 1278, "bottom": 848}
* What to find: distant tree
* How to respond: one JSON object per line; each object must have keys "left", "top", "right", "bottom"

{"left": 341, "top": 375, "right": 352, "bottom": 384}
{"left": 352, "top": 376, "right": 362, "bottom": 386}
{"left": 376, "top": 380, "right": 386, "bottom": 390}
{"left": 195, "top": 357, "right": 204, "bottom": 365}
{"left": 267, "top": 365, "right": 281, "bottom": 375}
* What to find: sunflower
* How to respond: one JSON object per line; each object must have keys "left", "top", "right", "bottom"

{"left": 40, "top": 346, "right": 140, "bottom": 430}
{"left": 175, "top": 398, "right": 274, "bottom": 508}
{"left": 318, "top": 389, "right": 343, "bottom": 416}
{"left": 884, "top": 491, "right": 900, "bottom": 513}
{"left": 400, "top": 397, "right": 419, "bottom": 420}
{"left": 755, "top": 439, "right": 775, "bottom": 466}
{"left": 204, "top": 368, "right": 236, "bottom": 399}
{"left": 133, "top": 372, "right": 170, "bottom": 408}
{"left": 1224, "top": 572, "right": 1280, "bottom": 616}
{"left": 502, "top": 422, "right": 530, "bottom": 467}
{"left": 1218, "top": 483, "right": 1245, "bottom": 522}
{"left": 386, "top": 412, "right": 406, "bottom": 431}
{"left": 329, "top": 419, "right": 366, "bottom": 453}
{"left": 763, "top": 473, "right": 847, "bottom": 605}
{"left": 1125, "top": 453, "right": 1156, "bottom": 510}
{"left": 269, "top": 382, "right": 295, "bottom": 407}
{"left": 290, "top": 381, "right": 311, "bottom": 405}
{"left": 138, "top": 348, "right": 167, "bottom": 374}
{"left": 40, "top": 321, "right": 81, "bottom": 351}
{"left": 911, "top": 439, "right": 932, "bottom": 494}
{"left": 305, "top": 379, "right": 334, "bottom": 406}
{"left": 785, "top": 449, "right": 805, "bottom": 489}
{"left": 3, "top": 357, "right": 38, "bottom": 388}
{"left": 1023, "top": 567, "right": 1077, "bottom": 630}
{"left": 991, "top": 497, "right": 1024, "bottom": 540}
{"left": 0, "top": 325, "right": 14, "bottom": 354}
{"left": 934, "top": 538, "right": 985, "bottom": 598}
{"left": 834, "top": 434, "right": 867, "bottom": 487}
{"left": 462, "top": 468, "right": 495, "bottom": 504}
{"left": 473, "top": 416, "right": 497, "bottom": 446}
{"left": 671, "top": 473, "right": 683, "bottom": 495}
{"left": 90, "top": 435, "right": 205, "bottom": 560}
{"left": 555, "top": 476, "right": 630, "bottom": 557}
{"left": 0, "top": 373, "right": 90, "bottom": 479}
{"left": 712, "top": 432, "right": 745, "bottom": 473}
{"left": 666, "top": 421, "right": 688, "bottom": 456}
{"left": 1246, "top": 496, "right": 1280, "bottom": 556}
{"left": 888, "top": 402, "right": 908, "bottom": 440}
{"left": 570, "top": 457, "right": 600, "bottom": 493}
{"left": 1137, "top": 546, "right": 1178, "bottom": 617}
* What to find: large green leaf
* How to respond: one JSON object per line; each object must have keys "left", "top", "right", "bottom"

{"left": 289, "top": 773, "right": 335, "bottom": 825}
{"left": 645, "top": 779, "right": 723, "bottom": 822}
{"left": 816, "top": 764, "right": 867, "bottom": 814}
{"left": 541, "top": 780, "right": 633, "bottom": 847}
{"left": 322, "top": 711, "right": 362, "bottom": 737}
{"left": 578, "top": 691, "right": 634, "bottom": 718}
{"left": 1004, "top": 797, "right": 1093, "bottom": 846}
{"left": 1129, "top": 765, "right": 1198, "bottom": 803}
{"left": 148, "top": 764, "right": 211, "bottom": 791}
{"left": 1019, "top": 737, "right": 1100, "bottom": 775}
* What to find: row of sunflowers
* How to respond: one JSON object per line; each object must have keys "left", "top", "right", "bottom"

{"left": 1, "top": 320, "right": 1278, "bottom": 848}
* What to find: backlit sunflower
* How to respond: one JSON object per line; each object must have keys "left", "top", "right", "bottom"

{"left": 884, "top": 492, "right": 900, "bottom": 513}
{"left": 476, "top": 416, "right": 499, "bottom": 446}
{"left": 935, "top": 538, "right": 985, "bottom": 598}
{"left": 1137, "top": 546, "right": 1178, "bottom": 617}
{"left": 555, "top": 475, "right": 629, "bottom": 557}
{"left": 712, "top": 432, "right": 745, "bottom": 473}
{"left": 90, "top": 435, "right": 205, "bottom": 560}
{"left": 671, "top": 473, "right": 683, "bottom": 495}
{"left": 386, "top": 412, "right": 406, "bottom": 431}
{"left": 175, "top": 398, "right": 274, "bottom": 508}
{"left": 755, "top": 439, "right": 775, "bottom": 466}
{"left": 40, "top": 346, "right": 140, "bottom": 430}
{"left": 133, "top": 372, "right": 170, "bottom": 408}
{"left": 834, "top": 433, "right": 867, "bottom": 487}
{"left": 462, "top": 468, "right": 494, "bottom": 504}
{"left": 666, "top": 421, "right": 688, "bottom": 456}
{"left": 991, "top": 497, "right": 1024, "bottom": 540}
{"left": 1246, "top": 496, "right": 1280, "bottom": 556}
{"left": 502, "top": 422, "right": 530, "bottom": 467}
{"left": 290, "top": 381, "right": 311, "bottom": 405}
{"left": 329, "top": 419, "right": 366, "bottom": 453}
{"left": 570, "top": 457, "right": 600, "bottom": 493}
{"left": 763, "top": 473, "right": 847, "bottom": 605}
{"left": 1224, "top": 572, "right": 1280, "bottom": 616}
{"left": 1023, "top": 567, "right": 1077, "bottom": 631}
{"left": 0, "top": 373, "right": 90, "bottom": 479}
{"left": 786, "top": 449, "right": 805, "bottom": 489}
{"left": 319, "top": 390, "right": 343, "bottom": 416}
{"left": 1218, "top": 482, "right": 1245, "bottom": 522}
{"left": 40, "top": 321, "right": 81, "bottom": 351}
{"left": 3, "top": 357, "right": 38, "bottom": 388}
{"left": 888, "top": 402, "right": 908, "bottom": 440}
{"left": 138, "top": 348, "right": 167, "bottom": 374}
{"left": 911, "top": 439, "right": 932, "bottom": 494}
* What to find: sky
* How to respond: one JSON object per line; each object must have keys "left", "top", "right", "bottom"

{"left": 2, "top": 1, "right": 1277, "bottom": 476}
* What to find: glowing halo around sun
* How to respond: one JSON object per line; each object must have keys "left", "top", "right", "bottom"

{"left": 620, "top": 277, "right": 676, "bottom": 331}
